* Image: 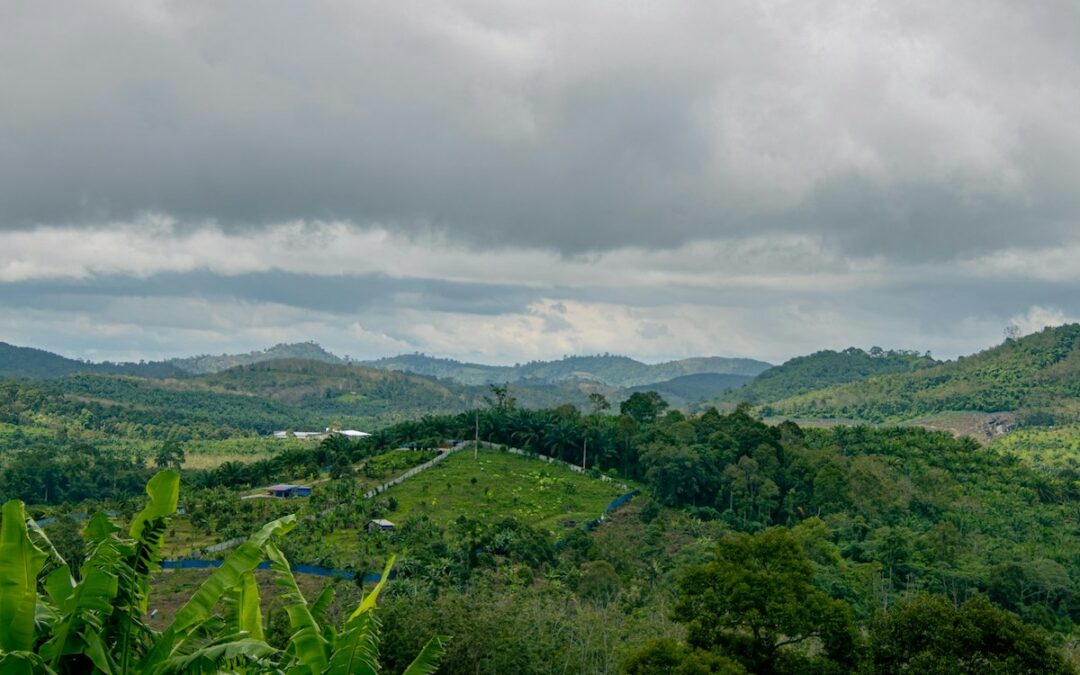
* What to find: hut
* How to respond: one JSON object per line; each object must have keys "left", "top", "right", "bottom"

{"left": 265, "top": 484, "right": 313, "bottom": 498}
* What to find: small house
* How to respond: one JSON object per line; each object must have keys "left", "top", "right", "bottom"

{"left": 265, "top": 484, "right": 313, "bottom": 498}
{"left": 367, "top": 519, "right": 396, "bottom": 533}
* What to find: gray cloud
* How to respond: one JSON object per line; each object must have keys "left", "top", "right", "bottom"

{"left": 3, "top": 1, "right": 1079, "bottom": 260}
{"left": 0, "top": 271, "right": 542, "bottom": 316}
{"left": 3, "top": 1, "right": 1080, "bottom": 364}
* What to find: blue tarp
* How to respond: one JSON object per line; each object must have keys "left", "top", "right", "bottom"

{"left": 161, "top": 559, "right": 391, "bottom": 583}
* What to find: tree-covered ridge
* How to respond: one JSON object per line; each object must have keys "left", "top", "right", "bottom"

{"left": 767, "top": 324, "right": 1080, "bottom": 423}
{"left": 718, "top": 346, "right": 937, "bottom": 405}
{"left": 0, "top": 362, "right": 485, "bottom": 442}
{"left": 0, "top": 341, "right": 188, "bottom": 379}
{"left": 166, "top": 341, "right": 344, "bottom": 374}
{"left": 626, "top": 373, "right": 754, "bottom": 409}
{"left": 363, "top": 353, "right": 772, "bottom": 386}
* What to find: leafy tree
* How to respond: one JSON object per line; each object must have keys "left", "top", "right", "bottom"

{"left": 154, "top": 440, "right": 185, "bottom": 471}
{"left": 672, "top": 528, "right": 857, "bottom": 673}
{"left": 620, "top": 392, "right": 669, "bottom": 425}
{"left": 868, "top": 594, "right": 1074, "bottom": 674}
{"left": 485, "top": 384, "right": 517, "bottom": 410}
{"left": 623, "top": 638, "right": 746, "bottom": 675}
{"left": 588, "top": 392, "right": 611, "bottom": 416}
{"left": 577, "top": 560, "right": 620, "bottom": 605}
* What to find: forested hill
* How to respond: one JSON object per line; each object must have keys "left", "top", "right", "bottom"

{"left": 768, "top": 324, "right": 1080, "bottom": 423}
{"left": 720, "top": 347, "right": 938, "bottom": 405}
{"left": 0, "top": 359, "right": 487, "bottom": 441}
{"left": 0, "top": 341, "right": 187, "bottom": 379}
{"left": 165, "top": 341, "right": 343, "bottom": 374}
{"left": 194, "top": 358, "right": 482, "bottom": 413}
{"left": 362, "top": 353, "right": 771, "bottom": 386}
{"left": 627, "top": 372, "right": 754, "bottom": 409}
{"left": 0, "top": 340, "right": 343, "bottom": 379}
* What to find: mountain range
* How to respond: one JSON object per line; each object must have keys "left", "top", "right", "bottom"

{"left": 359, "top": 352, "right": 771, "bottom": 387}
{"left": 0, "top": 340, "right": 769, "bottom": 389}
{"left": 5, "top": 324, "right": 1080, "bottom": 439}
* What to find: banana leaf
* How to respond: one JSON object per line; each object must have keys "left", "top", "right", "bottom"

{"left": 0, "top": 501, "right": 49, "bottom": 653}
{"left": 140, "top": 514, "right": 296, "bottom": 670}
{"left": 402, "top": 635, "right": 450, "bottom": 675}
{"left": 222, "top": 570, "right": 263, "bottom": 641}
{"left": 264, "top": 541, "right": 329, "bottom": 673}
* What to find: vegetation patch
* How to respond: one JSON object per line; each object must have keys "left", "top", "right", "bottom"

{"left": 379, "top": 448, "right": 629, "bottom": 532}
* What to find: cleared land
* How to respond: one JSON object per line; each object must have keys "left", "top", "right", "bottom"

{"left": 377, "top": 448, "right": 631, "bottom": 532}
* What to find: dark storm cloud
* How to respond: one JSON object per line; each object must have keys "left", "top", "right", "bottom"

{"left": 0, "top": 271, "right": 541, "bottom": 316}
{"left": 3, "top": 1, "right": 1079, "bottom": 259}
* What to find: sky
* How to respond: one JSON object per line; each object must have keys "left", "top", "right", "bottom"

{"left": 2, "top": 0, "right": 1079, "bottom": 365}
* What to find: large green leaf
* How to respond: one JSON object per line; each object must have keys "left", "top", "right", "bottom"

{"left": 39, "top": 550, "right": 121, "bottom": 670}
{"left": 327, "top": 556, "right": 397, "bottom": 675}
{"left": 112, "top": 471, "right": 180, "bottom": 674}
{"left": 140, "top": 514, "right": 296, "bottom": 670}
{"left": 264, "top": 541, "right": 328, "bottom": 673}
{"left": 402, "top": 635, "right": 450, "bottom": 675}
{"left": 152, "top": 638, "right": 280, "bottom": 675}
{"left": 128, "top": 471, "right": 180, "bottom": 542}
{"left": 222, "top": 570, "right": 263, "bottom": 641}
{"left": 309, "top": 585, "right": 335, "bottom": 629}
{"left": 326, "top": 611, "right": 379, "bottom": 675}
{"left": 0, "top": 500, "right": 49, "bottom": 653}
{"left": 348, "top": 556, "right": 395, "bottom": 623}
{"left": 0, "top": 650, "right": 56, "bottom": 675}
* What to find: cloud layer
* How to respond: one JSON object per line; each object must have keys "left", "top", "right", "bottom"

{"left": 1, "top": 1, "right": 1079, "bottom": 363}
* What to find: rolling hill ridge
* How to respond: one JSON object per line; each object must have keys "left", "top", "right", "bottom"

{"left": 766, "top": 324, "right": 1080, "bottom": 424}
{"left": 362, "top": 352, "right": 771, "bottom": 386}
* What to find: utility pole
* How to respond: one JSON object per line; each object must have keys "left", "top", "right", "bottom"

{"left": 474, "top": 410, "right": 479, "bottom": 460}
{"left": 582, "top": 436, "right": 587, "bottom": 470}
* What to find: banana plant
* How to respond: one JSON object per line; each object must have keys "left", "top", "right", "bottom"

{"left": 0, "top": 470, "right": 448, "bottom": 674}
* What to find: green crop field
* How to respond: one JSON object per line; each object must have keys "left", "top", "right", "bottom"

{"left": 377, "top": 448, "right": 632, "bottom": 532}
{"left": 990, "top": 424, "right": 1080, "bottom": 470}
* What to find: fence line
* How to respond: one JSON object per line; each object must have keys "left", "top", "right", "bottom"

{"left": 360, "top": 441, "right": 469, "bottom": 499}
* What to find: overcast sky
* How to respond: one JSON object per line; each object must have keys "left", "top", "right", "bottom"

{"left": 2, "top": 0, "right": 1079, "bottom": 365}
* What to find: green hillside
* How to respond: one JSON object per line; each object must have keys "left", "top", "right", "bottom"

{"left": 722, "top": 347, "right": 938, "bottom": 405}
{"left": 768, "top": 324, "right": 1080, "bottom": 423}
{"left": 363, "top": 352, "right": 771, "bottom": 386}
{"left": 0, "top": 341, "right": 188, "bottom": 379}
{"left": 166, "top": 341, "right": 343, "bottom": 374}
{"left": 627, "top": 372, "right": 753, "bottom": 408}
{"left": 0, "top": 359, "right": 486, "bottom": 443}
{"left": 196, "top": 358, "right": 482, "bottom": 425}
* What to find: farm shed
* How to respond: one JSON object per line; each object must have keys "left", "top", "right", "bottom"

{"left": 265, "top": 484, "right": 313, "bottom": 498}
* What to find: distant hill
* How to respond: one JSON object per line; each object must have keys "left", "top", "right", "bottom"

{"left": 767, "top": 325, "right": 1080, "bottom": 424}
{"left": 720, "top": 347, "right": 938, "bottom": 405}
{"left": 363, "top": 353, "right": 771, "bottom": 387}
{"left": 0, "top": 342, "right": 187, "bottom": 379}
{"left": 627, "top": 373, "right": 754, "bottom": 409}
{"left": 194, "top": 358, "right": 481, "bottom": 424}
{"left": 166, "top": 342, "right": 343, "bottom": 374}
{"left": 0, "top": 358, "right": 490, "bottom": 441}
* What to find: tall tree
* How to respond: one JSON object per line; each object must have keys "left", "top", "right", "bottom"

{"left": 673, "top": 528, "right": 857, "bottom": 673}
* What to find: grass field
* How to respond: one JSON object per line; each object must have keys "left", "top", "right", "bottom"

{"left": 88, "top": 436, "right": 312, "bottom": 469}
{"left": 378, "top": 448, "right": 631, "bottom": 533}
